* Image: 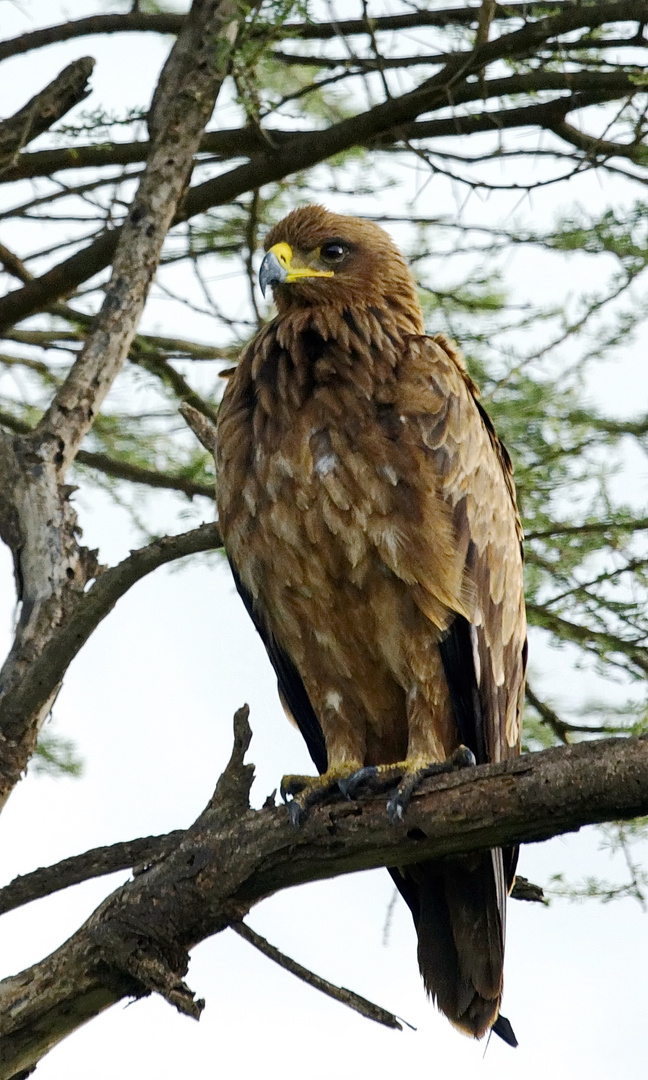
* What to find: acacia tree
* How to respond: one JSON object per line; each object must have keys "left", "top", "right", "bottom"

{"left": 1, "top": 1, "right": 648, "bottom": 1073}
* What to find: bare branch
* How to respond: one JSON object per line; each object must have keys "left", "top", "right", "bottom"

{"left": 0, "top": 411, "right": 216, "bottom": 499}
{"left": 0, "top": 832, "right": 183, "bottom": 917}
{"left": 0, "top": 730, "right": 646, "bottom": 1074}
{"left": 180, "top": 402, "right": 219, "bottom": 455}
{"left": 0, "top": 58, "right": 95, "bottom": 173}
{"left": 0, "top": 13, "right": 184, "bottom": 64}
{"left": 0, "top": 3, "right": 575, "bottom": 65}
{"left": 0, "top": 95, "right": 604, "bottom": 183}
{"left": 231, "top": 921, "right": 405, "bottom": 1030}
{"left": 0, "top": 66, "right": 640, "bottom": 332}
{"left": 0, "top": 522, "right": 222, "bottom": 745}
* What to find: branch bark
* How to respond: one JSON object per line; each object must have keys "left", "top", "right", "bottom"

{"left": 0, "top": 58, "right": 95, "bottom": 174}
{"left": 0, "top": 4, "right": 573, "bottom": 64}
{"left": 0, "top": 0, "right": 241, "bottom": 814}
{"left": 0, "top": 522, "right": 222, "bottom": 746}
{"left": 0, "top": 727, "right": 646, "bottom": 1077}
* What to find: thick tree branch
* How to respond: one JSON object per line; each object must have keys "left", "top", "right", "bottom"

{"left": 0, "top": 730, "right": 646, "bottom": 1076}
{"left": 0, "top": 58, "right": 95, "bottom": 173}
{"left": 0, "top": 0, "right": 243, "bottom": 814}
{"left": 33, "top": 0, "right": 243, "bottom": 470}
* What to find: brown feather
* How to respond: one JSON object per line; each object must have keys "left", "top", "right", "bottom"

{"left": 216, "top": 205, "right": 526, "bottom": 1039}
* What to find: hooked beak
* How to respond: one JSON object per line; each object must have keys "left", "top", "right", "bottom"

{"left": 259, "top": 242, "right": 334, "bottom": 297}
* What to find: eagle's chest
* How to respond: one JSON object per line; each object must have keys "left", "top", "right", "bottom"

{"left": 222, "top": 396, "right": 398, "bottom": 603}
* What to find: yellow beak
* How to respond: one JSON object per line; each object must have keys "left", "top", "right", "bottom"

{"left": 259, "top": 242, "right": 334, "bottom": 296}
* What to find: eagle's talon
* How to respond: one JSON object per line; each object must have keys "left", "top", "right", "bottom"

{"left": 386, "top": 793, "right": 405, "bottom": 823}
{"left": 280, "top": 774, "right": 309, "bottom": 801}
{"left": 450, "top": 745, "right": 477, "bottom": 769}
{"left": 338, "top": 765, "right": 379, "bottom": 799}
{"left": 384, "top": 746, "right": 477, "bottom": 823}
{"left": 287, "top": 799, "right": 305, "bottom": 828}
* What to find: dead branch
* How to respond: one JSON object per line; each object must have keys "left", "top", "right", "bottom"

{"left": 0, "top": 725, "right": 646, "bottom": 1077}
{"left": 0, "top": 58, "right": 95, "bottom": 174}
{"left": 231, "top": 921, "right": 405, "bottom": 1029}
{"left": 0, "top": 832, "right": 183, "bottom": 917}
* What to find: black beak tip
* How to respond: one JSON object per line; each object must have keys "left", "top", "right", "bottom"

{"left": 259, "top": 250, "right": 287, "bottom": 297}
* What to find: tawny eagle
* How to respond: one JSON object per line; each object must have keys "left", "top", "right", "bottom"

{"left": 216, "top": 205, "right": 527, "bottom": 1044}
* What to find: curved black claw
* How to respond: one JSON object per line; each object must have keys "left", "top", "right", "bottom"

{"left": 452, "top": 745, "right": 477, "bottom": 769}
{"left": 280, "top": 776, "right": 308, "bottom": 802}
{"left": 281, "top": 771, "right": 345, "bottom": 827}
{"left": 338, "top": 765, "right": 379, "bottom": 800}
{"left": 386, "top": 745, "right": 477, "bottom": 824}
{"left": 287, "top": 799, "right": 306, "bottom": 828}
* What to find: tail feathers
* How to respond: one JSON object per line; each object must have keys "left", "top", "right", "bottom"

{"left": 391, "top": 849, "right": 512, "bottom": 1042}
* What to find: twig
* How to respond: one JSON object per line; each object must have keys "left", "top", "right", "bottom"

{"left": 231, "top": 921, "right": 406, "bottom": 1031}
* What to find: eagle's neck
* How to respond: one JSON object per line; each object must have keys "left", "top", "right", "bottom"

{"left": 248, "top": 300, "right": 421, "bottom": 417}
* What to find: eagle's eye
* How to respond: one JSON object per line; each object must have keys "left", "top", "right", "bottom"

{"left": 320, "top": 240, "right": 348, "bottom": 265}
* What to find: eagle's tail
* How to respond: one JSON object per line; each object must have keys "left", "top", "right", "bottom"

{"left": 390, "top": 848, "right": 515, "bottom": 1044}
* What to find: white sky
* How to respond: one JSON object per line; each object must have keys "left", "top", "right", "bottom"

{"left": 1, "top": 3, "right": 648, "bottom": 1077}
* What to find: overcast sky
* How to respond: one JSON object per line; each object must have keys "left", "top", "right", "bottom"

{"left": 1, "top": 3, "right": 647, "bottom": 1078}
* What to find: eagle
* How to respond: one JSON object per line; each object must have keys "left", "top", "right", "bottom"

{"left": 216, "top": 205, "right": 527, "bottom": 1044}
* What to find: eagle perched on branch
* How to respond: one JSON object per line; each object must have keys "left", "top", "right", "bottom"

{"left": 216, "top": 206, "right": 527, "bottom": 1044}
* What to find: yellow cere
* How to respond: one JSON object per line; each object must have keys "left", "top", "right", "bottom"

{"left": 267, "top": 242, "right": 334, "bottom": 281}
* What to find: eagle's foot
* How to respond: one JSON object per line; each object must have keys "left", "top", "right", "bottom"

{"left": 386, "top": 745, "right": 477, "bottom": 824}
{"left": 281, "top": 767, "right": 359, "bottom": 827}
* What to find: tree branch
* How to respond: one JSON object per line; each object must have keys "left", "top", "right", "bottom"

{"left": 0, "top": 832, "right": 183, "bottom": 917}
{"left": 526, "top": 604, "right": 648, "bottom": 676}
{"left": 0, "top": 58, "right": 95, "bottom": 174}
{"left": 0, "top": 4, "right": 574, "bottom": 65}
{"left": 526, "top": 518, "right": 648, "bottom": 541}
{"left": 0, "top": 729, "right": 646, "bottom": 1076}
{"left": 0, "top": 411, "right": 216, "bottom": 499}
{"left": 1, "top": 92, "right": 618, "bottom": 183}
{"left": 0, "top": 522, "right": 223, "bottom": 743}
{"left": 231, "top": 921, "right": 405, "bottom": 1030}
{"left": 33, "top": 0, "right": 243, "bottom": 471}
{"left": 0, "top": 62, "right": 640, "bottom": 333}
{"left": 0, "top": 0, "right": 244, "bottom": 814}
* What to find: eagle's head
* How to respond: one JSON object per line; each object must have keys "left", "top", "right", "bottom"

{"left": 259, "top": 204, "right": 424, "bottom": 332}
